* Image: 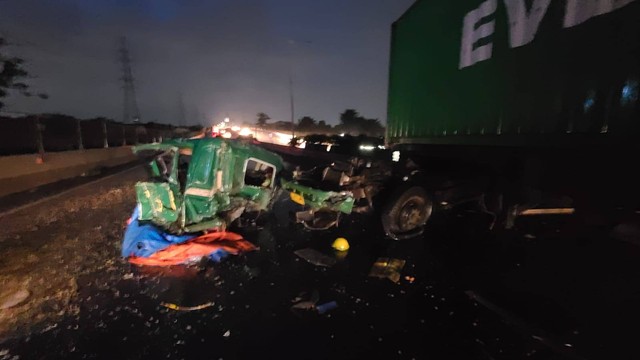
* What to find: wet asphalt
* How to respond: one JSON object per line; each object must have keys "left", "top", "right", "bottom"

{"left": 1, "top": 149, "right": 640, "bottom": 360}
{"left": 0, "top": 197, "right": 518, "bottom": 360}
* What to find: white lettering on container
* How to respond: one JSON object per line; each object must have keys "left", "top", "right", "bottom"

{"left": 564, "top": 0, "right": 636, "bottom": 28}
{"left": 459, "top": 0, "right": 637, "bottom": 69}
{"left": 504, "top": 0, "right": 552, "bottom": 48}
{"left": 459, "top": 0, "right": 498, "bottom": 69}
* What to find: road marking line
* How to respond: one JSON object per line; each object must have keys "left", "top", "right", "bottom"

{"left": 0, "top": 164, "right": 143, "bottom": 219}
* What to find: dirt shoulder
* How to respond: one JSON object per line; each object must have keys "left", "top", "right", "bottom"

{"left": 0, "top": 167, "right": 145, "bottom": 340}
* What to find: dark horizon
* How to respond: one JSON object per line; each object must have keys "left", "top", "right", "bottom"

{"left": 0, "top": 0, "right": 414, "bottom": 126}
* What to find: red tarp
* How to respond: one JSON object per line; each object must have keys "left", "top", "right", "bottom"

{"left": 128, "top": 232, "right": 257, "bottom": 266}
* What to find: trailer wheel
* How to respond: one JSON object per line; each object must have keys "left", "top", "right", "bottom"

{"left": 382, "top": 186, "right": 432, "bottom": 240}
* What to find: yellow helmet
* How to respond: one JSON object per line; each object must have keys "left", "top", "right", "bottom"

{"left": 332, "top": 237, "right": 350, "bottom": 252}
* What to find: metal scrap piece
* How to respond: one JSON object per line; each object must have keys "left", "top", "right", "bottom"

{"left": 368, "top": 258, "right": 406, "bottom": 283}
{"left": 294, "top": 248, "right": 337, "bottom": 267}
{"left": 160, "top": 301, "right": 215, "bottom": 311}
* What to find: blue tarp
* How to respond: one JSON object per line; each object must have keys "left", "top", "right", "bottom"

{"left": 121, "top": 207, "right": 195, "bottom": 258}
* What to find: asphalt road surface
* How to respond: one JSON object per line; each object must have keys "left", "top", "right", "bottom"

{"left": 0, "top": 150, "right": 639, "bottom": 360}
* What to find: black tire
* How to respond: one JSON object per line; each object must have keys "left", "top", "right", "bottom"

{"left": 382, "top": 186, "right": 433, "bottom": 240}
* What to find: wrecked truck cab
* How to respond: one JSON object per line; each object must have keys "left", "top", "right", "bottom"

{"left": 281, "top": 178, "right": 355, "bottom": 230}
{"left": 133, "top": 138, "right": 283, "bottom": 234}
{"left": 280, "top": 158, "right": 389, "bottom": 230}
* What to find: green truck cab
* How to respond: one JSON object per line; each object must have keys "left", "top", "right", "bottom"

{"left": 133, "top": 138, "right": 284, "bottom": 234}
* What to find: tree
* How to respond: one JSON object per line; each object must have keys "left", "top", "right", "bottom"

{"left": 338, "top": 109, "right": 385, "bottom": 136}
{"left": 317, "top": 120, "right": 332, "bottom": 133}
{"left": 339, "top": 109, "right": 361, "bottom": 131}
{"left": 363, "top": 118, "right": 385, "bottom": 137}
{"left": 256, "top": 112, "right": 270, "bottom": 127}
{"left": 297, "top": 116, "right": 316, "bottom": 132}
{"left": 0, "top": 38, "right": 47, "bottom": 110}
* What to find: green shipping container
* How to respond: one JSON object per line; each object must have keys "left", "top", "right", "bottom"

{"left": 387, "top": 0, "right": 640, "bottom": 147}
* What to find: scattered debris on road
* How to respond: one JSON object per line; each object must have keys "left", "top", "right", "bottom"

{"left": 290, "top": 290, "right": 320, "bottom": 312}
{"left": 160, "top": 302, "right": 215, "bottom": 312}
{"left": 294, "top": 248, "right": 337, "bottom": 267}
{"left": 519, "top": 208, "right": 575, "bottom": 216}
{"left": 332, "top": 237, "right": 349, "bottom": 251}
{"left": 0, "top": 289, "right": 30, "bottom": 310}
{"left": 290, "top": 291, "right": 337, "bottom": 315}
{"left": 369, "top": 258, "right": 406, "bottom": 283}
{"left": 316, "top": 301, "right": 338, "bottom": 315}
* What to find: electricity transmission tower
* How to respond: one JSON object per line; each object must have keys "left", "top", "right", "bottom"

{"left": 118, "top": 37, "right": 141, "bottom": 123}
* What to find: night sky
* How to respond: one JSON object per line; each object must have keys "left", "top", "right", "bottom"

{"left": 0, "top": 0, "right": 414, "bottom": 126}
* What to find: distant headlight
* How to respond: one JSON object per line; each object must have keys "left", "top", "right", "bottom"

{"left": 392, "top": 151, "right": 400, "bottom": 162}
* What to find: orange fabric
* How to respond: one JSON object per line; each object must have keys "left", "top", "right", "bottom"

{"left": 129, "top": 231, "right": 257, "bottom": 266}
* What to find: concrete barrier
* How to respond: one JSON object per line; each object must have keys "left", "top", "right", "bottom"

{"left": 0, "top": 147, "right": 137, "bottom": 197}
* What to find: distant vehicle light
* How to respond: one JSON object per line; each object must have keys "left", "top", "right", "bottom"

{"left": 339, "top": 133, "right": 345, "bottom": 137}
{"left": 275, "top": 132, "right": 293, "bottom": 145}
{"left": 239, "top": 127, "right": 252, "bottom": 136}
{"left": 377, "top": 145, "right": 386, "bottom": 150}
{"left": 359, "top": 145, "right": 375, "bottom": 151}
{"left": 222, "top": 132, "right": 232, "bottom": 139}
{"left": 392, "top": 151, "right": 401, "bottom": 162}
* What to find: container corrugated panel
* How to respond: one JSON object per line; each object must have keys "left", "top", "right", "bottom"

{"left": 387, "top": 0, "right": 640, "bottom": 147}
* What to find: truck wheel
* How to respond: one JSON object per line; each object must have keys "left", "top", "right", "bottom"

{"left": 382, "top": 186, "right": 432, "bottom": 240}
